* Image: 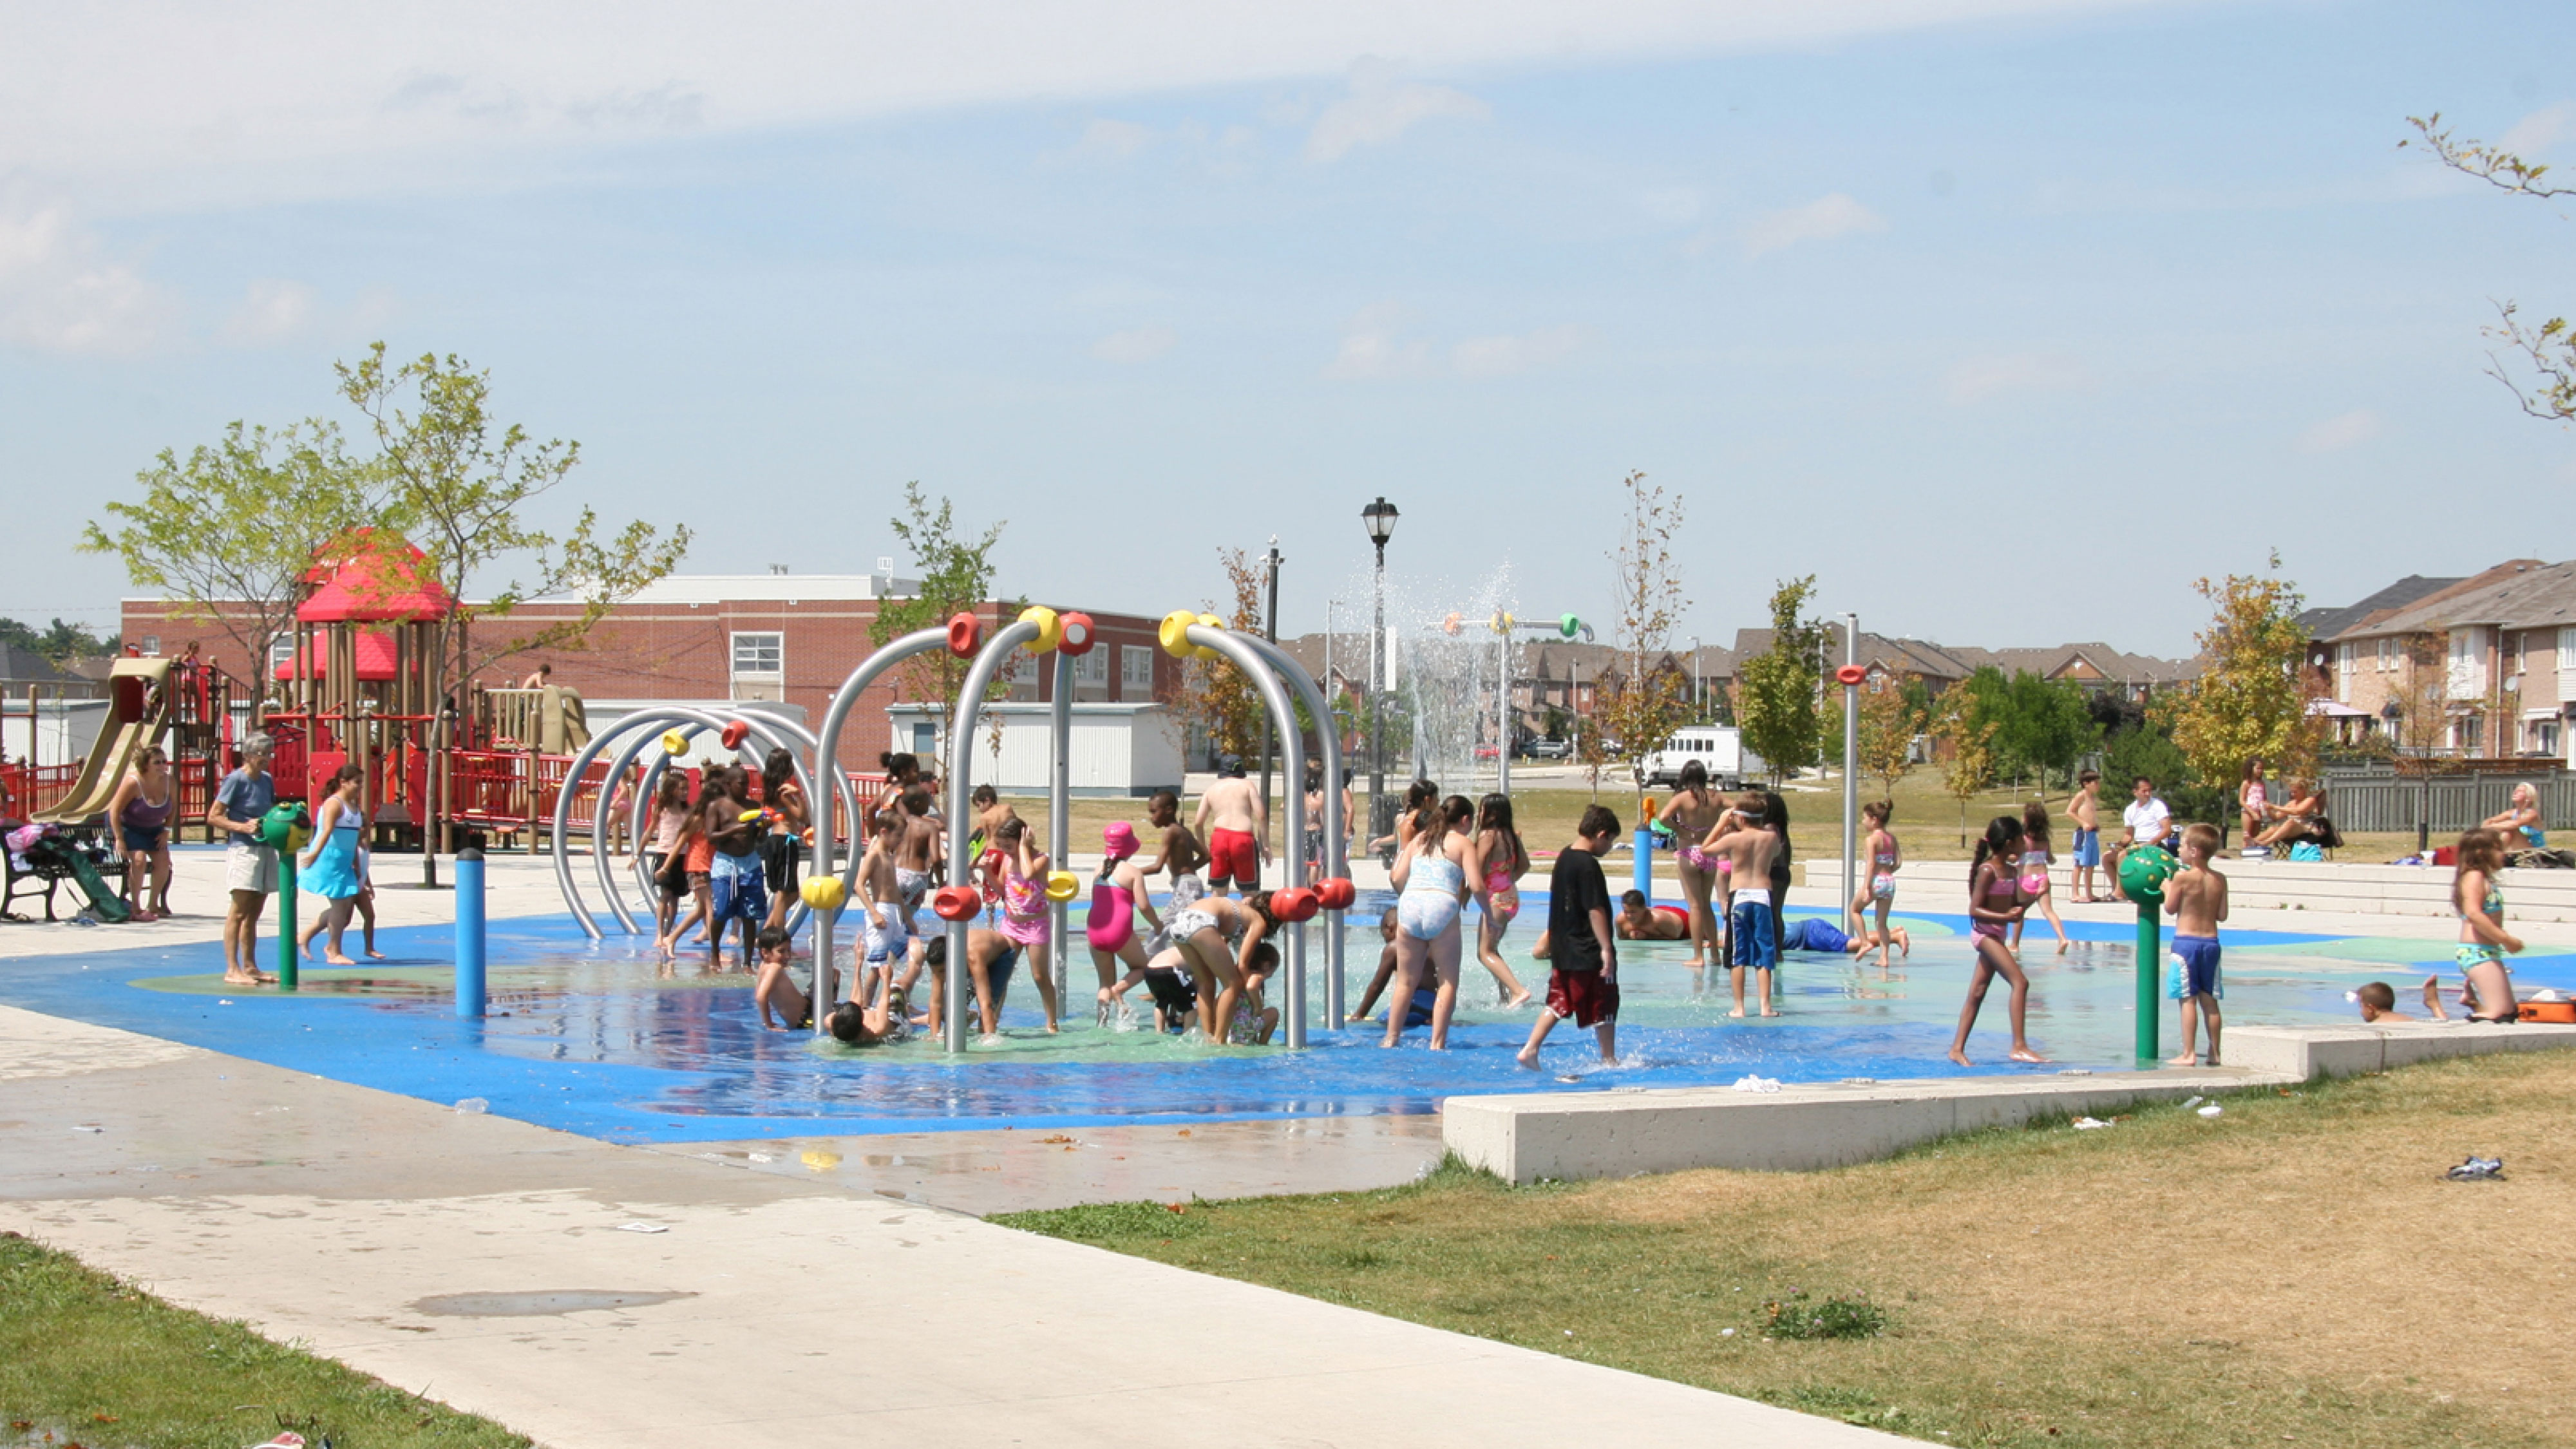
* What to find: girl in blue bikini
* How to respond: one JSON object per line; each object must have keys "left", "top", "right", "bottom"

{"left": 2452, "top": 828, "right": 2522, "bottom": 1023}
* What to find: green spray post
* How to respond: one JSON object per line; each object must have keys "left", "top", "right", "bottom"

{"left": 256, "top": 803, "right": 312, "bottom": 991}
{"left": 2117, "top": 844, "right": 2180, "bottom": 1066}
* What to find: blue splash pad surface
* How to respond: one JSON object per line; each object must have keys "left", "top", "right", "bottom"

{"left": 4, "top": 897, "right": 2569, "bottom": 1146}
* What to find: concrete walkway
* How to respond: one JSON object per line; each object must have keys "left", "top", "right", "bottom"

{"left": 0, "top": 1005, "right": 1904, "bottom": 1448}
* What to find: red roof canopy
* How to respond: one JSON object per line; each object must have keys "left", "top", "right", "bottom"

{"left": 274, "top": 630, "right": 399, "bottom": 682}
{"left": 298, "top": 531, "right": 455, "bottom": 623}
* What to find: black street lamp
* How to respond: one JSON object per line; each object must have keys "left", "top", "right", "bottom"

{"left": 1362, "top": 497, "right": 1399, "bottom": 841}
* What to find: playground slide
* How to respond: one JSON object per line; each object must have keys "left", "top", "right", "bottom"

{"left": 36, "top": 658, "right": 174, "bottom": 826}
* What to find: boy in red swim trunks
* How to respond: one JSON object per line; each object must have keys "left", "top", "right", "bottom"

{"left": 1193, "top": 753, "right": 1268, "bottom": 895}
{"left": 1518, "top": 805, "right": 1620, "bottom": 1068}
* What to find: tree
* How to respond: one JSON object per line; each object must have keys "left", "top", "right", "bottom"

{"left": 1591, "top": 471, "right": 1693, "bottom": 800}
{"left": 339, "top": 345, "right": 690, "bottom": 694}
{"left": 0, "top": 617, "right": 120, "bottom": 662}
{"left": 1166, "top": 547, "right": 1267, "bottom": 764}
{"left": 2403, "top": 115, "right": 2576, "bottom": 424}
{"left": 869, "top": 483, "right": 1012, "bottom": 762}
{"left": 1994, "top": 670, "right": 2099, "bottom": 792}
{"left": 2164, "top": 558, "right": 2319, "bottom": 811}
{"left": 80, "top": 419, "right": 386, "bottom": 710}
{"left": 1931, "top": 694, "right": 1996, "bottom": 848}
{"left": 1736, "top": 576, "right": 1829, "bottom": 782}
{"left": 1855, "top": 676, "right": 1922, "bottom": 797}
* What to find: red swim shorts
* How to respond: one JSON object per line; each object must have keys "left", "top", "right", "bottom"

{"left": 1546, "top": 969, "right": 1619, "bottom": 1028}
{"left": 1208, "top": 826, "right": 1260, "bottom": 888}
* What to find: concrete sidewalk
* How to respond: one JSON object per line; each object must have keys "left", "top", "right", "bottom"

{"left": 0, "top": 1005, "right": 1904, "bottom": 1449}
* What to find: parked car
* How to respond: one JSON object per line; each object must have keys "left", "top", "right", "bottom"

{"left": 1643, "top": 726, "right": 1749, "bottom": 789}
{"left": 1525, "top": 737, "right": 1573, "bottom": 760}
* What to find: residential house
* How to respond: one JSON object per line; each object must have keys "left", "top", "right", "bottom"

{"left": 2320, "top": 559, "right": 2576, "bottom": 761}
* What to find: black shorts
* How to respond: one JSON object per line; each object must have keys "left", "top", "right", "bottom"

{"left": 1143, "top": 967, "right": 1197, "bottom": 1021}
{"left": 650, "top": 850, "right": 688, "bottom": 901}
{"left": 762, "top": 835, "right": 802, "bottom": 894}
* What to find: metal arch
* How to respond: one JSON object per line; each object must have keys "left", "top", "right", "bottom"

{"left": 808, "top": 626, "right": 951, "bottom": 1029}
{"left": 552, "top": 706, "right": 819, "bottom": 941}
{"left": 1183, "top": 623, "right": 1312, "bottom": 1048}
{"left": 1231, "top": 631, "right": 1349, "bottom": 1027}
{"left": 944, "top": 620, "right": 1043, "bottom": 1052}
{"left": 611, "top": 710, "right": 851, "bottom": 940}
{"left": 606, "top": 714, "right": 802, "bottom": 936}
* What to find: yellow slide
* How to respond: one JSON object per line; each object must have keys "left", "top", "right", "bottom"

{"left": 37, "top": 658, "right": 175, "bottom": 825}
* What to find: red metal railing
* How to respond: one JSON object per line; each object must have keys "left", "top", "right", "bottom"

{"left": 0, "top": 762, "right": 82, "bottom": 820}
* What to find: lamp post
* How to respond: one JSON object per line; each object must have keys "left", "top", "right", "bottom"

{"left": 1690, "top": 634, "right": 1702, "bottom": 719}
{"left": 1257, "top": 536, "right": 1283, "bottom": 813}
{"left": 1362, "top": 497, "right": 1399, "bottom": 841}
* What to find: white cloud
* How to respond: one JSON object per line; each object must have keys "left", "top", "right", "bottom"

{"left": 1070, "top": 117, "right": 1155, "bottom": 160}
{"left": 0, "top": 204, "right": 171, "bottom": 355}
{"left": 2502, "top": 102, "right": 2573, "bottom": 159}
{"left": 1944, "top": 352, "right": 2089, "bottom": 404}
{"left": 2297, "top": 409, "right": 2383, "bottom": 453}
{"left": 1742, "top": 193, "right": 1887, "bottom": 257}
{"left": 1303, "top": 61, "right": 1489, "bottom": 162}
{"left": 1090, "top": 324, "right": 1177, "bottom": 363}
{"left": 1323, "top": 303, "right": 1434, "bottom": 380}
{"left": 0, "top": 3, "right": 2186, "bottom": 205}
{"left": 1451, "top": 323, "right": 1585, "bottom": 377}
{"left": 221, "top": 278, "right": 319, "bottom": 345}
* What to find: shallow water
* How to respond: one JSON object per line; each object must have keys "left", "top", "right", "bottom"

{"left": 8, "top": 891, "right": 2568, "bottom": 1144}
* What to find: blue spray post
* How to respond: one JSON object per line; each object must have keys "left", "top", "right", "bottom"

{"left": 455, "top": 843, "right": 486, "bottom": 1018}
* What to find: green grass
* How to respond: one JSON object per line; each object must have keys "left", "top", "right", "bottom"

{"left": 999, "top": 1054, "right": 2576, "bottom": 1449}
{"left": 1, "top": 1231, "right": 531, "bottom": 1449}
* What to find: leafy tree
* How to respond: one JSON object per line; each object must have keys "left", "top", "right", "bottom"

{"left": 80, "top": 419, "right": 386, "bottom": 711}
{"left": 2164, "top": 559, "right": 2318, "bottom": 809}
{"left": 1990, "top": 670, "right": 2099, "bottom": 791}
{"left": 1855, "top": 676, "right": 1923, "bottom": 797}
{"left": 1166, "top": 547, "right": 1267, "bottom": 764}
{"left": 1592, "top": 471, "right": 1693, "bottom": 799}
{"left": 0, "top": 617, "right": 120, "bottom": 662}
{"left": 339, "top": 344, "right": 690, "bottom": 695}
{"left": 869, "top": 482, "right": 1013, "bottom": 762}
{"left": 1931, "top": 694, "right": 1997, "bottom": 848}
{"left": 1736, "top": 576, "right": 1828, "bottom": 782}
{"left": 2404, "top": 115, "right": 2576, "bottom": 424}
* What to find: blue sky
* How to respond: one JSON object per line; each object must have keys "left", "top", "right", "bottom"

{"left": 3, "top": 0, "right": 2570, "bottom": 657}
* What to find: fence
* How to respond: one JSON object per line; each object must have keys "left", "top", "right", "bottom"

{"left": 0, "top": 762, "right": 82, "bottom": 820}
{"left": 2318, "top": 766, "right": 2574, "bottom": 835}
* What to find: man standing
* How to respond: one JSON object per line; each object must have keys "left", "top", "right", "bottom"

{"left": 1193, "top": 753, "right": 1268, "bottom": 895}
{"left": 209, "top": 733, "right": 278, "bottom": 987}
{"left": 2104, "top": 775, "right": 2174, "bottom": 886}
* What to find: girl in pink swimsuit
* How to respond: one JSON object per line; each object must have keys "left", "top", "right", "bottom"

{"left": 2010, "top": 800, "right": 2069, "bottom": 955}
{"left": 1951, "top": 815, "right": 2047, "bottom": 1068}
{"left": 994, "top": 818, "right": 1061, "bottom": 1033}
{"left": 1472, "top": 793, "right": 1533, "bottom": 1008}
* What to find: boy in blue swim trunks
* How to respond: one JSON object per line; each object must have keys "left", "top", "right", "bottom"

{"left": 2067, "top": 770, "right": 2103, "bottom": 903}
{"left": 1704, "top": 792, "right": 1783, "bottom": 1018}
{"left": 2164, "top": 822, "right": 2229, "bottom": 1065}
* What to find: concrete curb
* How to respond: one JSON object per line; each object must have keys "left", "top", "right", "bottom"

{"left": 1444, "top": 1023, "right": 2576, "bottom": 1184}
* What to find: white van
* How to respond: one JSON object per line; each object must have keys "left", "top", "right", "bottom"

{"left": 1643, "top": 726, "right": 1750, "bottom": 790}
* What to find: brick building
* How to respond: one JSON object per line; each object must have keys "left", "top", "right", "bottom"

{"left": 122, "top": 573, "right": 1184, "bottom": 766}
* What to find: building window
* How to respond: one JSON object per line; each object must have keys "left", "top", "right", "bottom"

{"left": 1074, "top": 649, "right": 1108, "bottom": 687}
{"left": 141, "top": 635, "right": 161, "bottom": 656}
{"left": 268, "top": 637, "right": 296, "bottom": 677}
{"left": 2336, "top": 641, "right": 2354, "bottom": 693}
{"left": 2378, "top": 636, "right": 2395, "bottom": 671}
{"left": 731, "top": 631, "right": 782, "bottom": 677}
{"left": 1121, "top": 645, "right": 1155, "bottom": 695}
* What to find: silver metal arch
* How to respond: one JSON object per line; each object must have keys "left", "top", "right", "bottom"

{"left": 943, "top": 620, "right": 1043, "bottom": 1052}
{"left": 1231, "top": 630, "right": 1350, "bottom": 1026}
{"left": 1182, "top": 623, "right": 1312, "bottom": 1048}
{"left": 807, "top": 627, "right": 951, "bottom": 1028}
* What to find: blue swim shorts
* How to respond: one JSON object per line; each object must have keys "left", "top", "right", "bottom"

{"left": 2072, "top": 828, "right": 2101, "bottom": 868}
{"left": 2167, "top": 934, "right": 2222, "bottom": 1000}
{"left": 710, "top": 862, "right": 769, "bottom": 924}
{"left": 1731, "top": 899, "right": 1779, "bottom": 970}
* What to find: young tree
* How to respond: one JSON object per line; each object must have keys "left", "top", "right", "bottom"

{"left": 1855, "top": 676, "right": 1923, "bottom": 797}
{"left": 2403, "top": 115, "right": 2576, "bottom": 425}
{"left": 1736, "top": 576, "right": 1829, "bottom": 783}
{"left": 869, "top": 482, "right": 1012, "bottom": 762}
{"left": 1998, "top": 670, "right": 2100, "bottom": 793}
{"left": 338, "top": 344, "right": 691, "bottom": 688}
{"left": 1592, "top": 471, "right": 1693, "bottom": 801}
{"left": 2164, "top": 558, "right": 2320, "bottom": 809}
{"left": 1164, "top": 547, "right": 1267, "bottom": 764}
{"left": 82, "top": 419, "right": 386, "bottom": 713}
{"left": 1931, "top": 694, "right": 1997, "bottom": 848}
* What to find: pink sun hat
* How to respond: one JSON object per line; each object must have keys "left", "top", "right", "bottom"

{"left": 1103, "top": 822, "right": 1140, "bottom": 859}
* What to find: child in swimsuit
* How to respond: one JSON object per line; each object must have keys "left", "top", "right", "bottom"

{"left": 1472, "top": 793, "right": 1533, "bottom": 1007}
{"left": 992, "top": 817, "right": 1060, "bottom": 1033}
{"left": 1949, "top": 813, "right": 2046, "bottom": 1067}
{"left": 2010, "top": 800, "right": 2068, "bottom": 955}
{"left": 1846, "top": 800, "right": 1900, "bottom": 967}
{"left": 1386, "top": 800, "right": 1484, "bottom": 1050}
{"left": 2452, "top": 828, "right": 2522, "bottom": 1022}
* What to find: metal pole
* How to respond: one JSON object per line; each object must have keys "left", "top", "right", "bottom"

{"left": 1258, "top": 538, "right": 1281, "bottom": 815}
{"left": 1236, "top": 632, "right": 1349, "bottom": 1030}
{"left": 1370, "top": 541, "right": 1388, "bottom": 842}
{"left": 1050, "top": 651, "right": 1072, "bottom": 1006}
{"left": 455, "top": 845, "right": 486, "bottom": 1018}
{"left": 808, "top": 626, "right": 951, "bottom": 1028}
{"left": 946, "top": 621, "right": 1043, "bottom": 1052}
{"left": 1842, "top": 612, "right": 1859, "bottom": 917}
{"left": 1188, "top": 624, "right": 1310, "bottom": 1048}
{"left": 1496, "top": 625, "right": 1511, "bottom": 799}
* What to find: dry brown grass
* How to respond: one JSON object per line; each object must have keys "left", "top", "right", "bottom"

{"left": 1003, "top": 1051, "right": 2576, "bottom": 1448}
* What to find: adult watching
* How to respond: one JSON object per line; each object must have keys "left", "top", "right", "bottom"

{"left": 209, "top": 733, "right": 279, "bottom": 987}
{"left": 2103, "top": 775, "right": 2173, "bottom": 884}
